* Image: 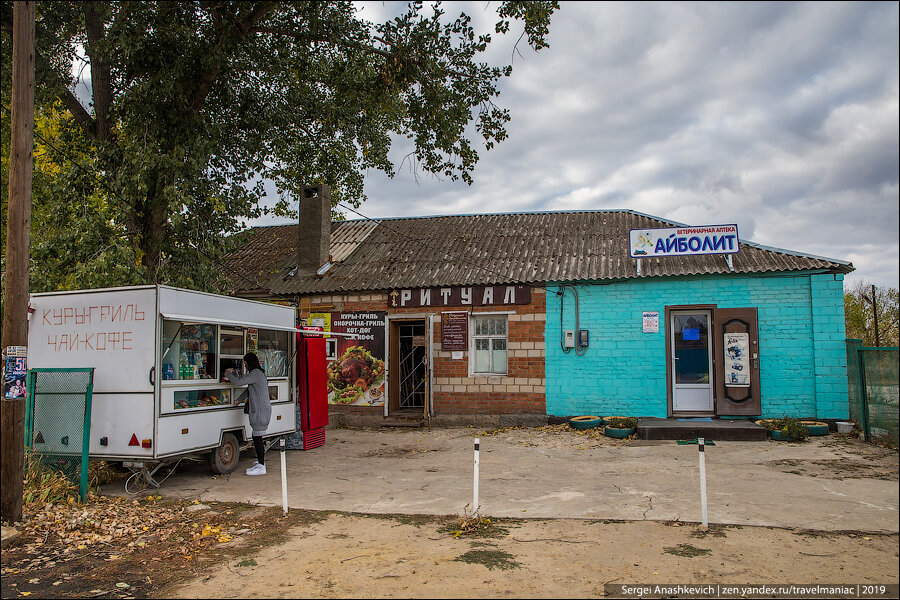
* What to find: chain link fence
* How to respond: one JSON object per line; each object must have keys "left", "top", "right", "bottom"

{"left": 846, "top": 340, "right": 898, "bottom": 446}
{"left": 25, "top": 368, "right": 95, "bottom": 501}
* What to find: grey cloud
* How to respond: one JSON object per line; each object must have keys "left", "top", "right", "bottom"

{"left": 260, "top": 1, "right": 899, "bottom": 288}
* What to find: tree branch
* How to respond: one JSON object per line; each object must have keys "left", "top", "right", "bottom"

{"left": 84, "top": 1, "right": 113, "bottom": 141}
{"left": 189, "top": 1, "right": 278, "bottom": 110}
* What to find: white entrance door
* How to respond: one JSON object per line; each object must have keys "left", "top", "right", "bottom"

{"left": 671, "top": 311, "right": 714, "bottom": 413}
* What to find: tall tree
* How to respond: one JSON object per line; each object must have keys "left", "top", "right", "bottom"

{"left": 845, "top": 280, "right": 899, "bottom": 347}
{"left": 1, "top": 1, "right": 558, "bottom": 290}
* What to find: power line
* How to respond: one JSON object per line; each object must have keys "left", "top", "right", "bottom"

{"left": 6, "top": 100, "right": 552, "bottom": 296}
{"left": 2, "top": 102, "right": 265, "bottom": 292}
{"left": 335, "top": 201, "right": 549, "bottom": 293}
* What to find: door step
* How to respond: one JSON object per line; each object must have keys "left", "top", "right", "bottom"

{"left": 380, "top": 419, "right": 425, "bottom": 428}
{"left": 638, "top": 418, "right": 767, "bottom": 441}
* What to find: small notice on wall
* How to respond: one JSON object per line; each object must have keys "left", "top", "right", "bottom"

{"left": 642, "top": 311, "right": 659, "bottom": 333}
{"left": 441, "top": 311, "right": 469, "bottom": 352}
{"left": 724, "top": 332, "right": 750, "bottom": 387}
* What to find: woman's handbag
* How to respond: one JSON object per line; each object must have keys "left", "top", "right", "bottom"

{"left": 243, "top": 399, "right": 250, "bottom": 415}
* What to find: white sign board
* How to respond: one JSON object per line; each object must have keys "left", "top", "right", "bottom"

{"left": 629, "top": 224, "right": 740, "bottom": 258}
{"left": 724, "top": 332, "right": 750, "bottom": 387}
{"left": 642, "top": 311, "right": 659, "bottom": 333}
{"left": 28, "top": 287, "right": 158, "bottom": 393}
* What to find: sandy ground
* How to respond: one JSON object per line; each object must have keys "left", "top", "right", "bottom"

{"left": 162, "top": 427, "right": 899, "bottom": 599}
{"left": 166, "top": 514, "right": 899, "bottom": 599}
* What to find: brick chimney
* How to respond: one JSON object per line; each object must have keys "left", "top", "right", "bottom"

{"left": 297, "top": 184, "right": 331, "bottom": 274}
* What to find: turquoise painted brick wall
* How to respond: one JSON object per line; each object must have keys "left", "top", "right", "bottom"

{"left": 545, "top": 273, "right": 849, "bottom": 419}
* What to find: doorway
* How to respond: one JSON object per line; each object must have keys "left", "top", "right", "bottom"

{"left": 670, "top": 310, "right": 714, "bottom": 414}
{"left": 388, "top": 319, "right": 429, "bottom": 417}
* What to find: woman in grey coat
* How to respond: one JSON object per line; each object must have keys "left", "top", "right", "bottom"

{"left": 226, "top": 352, "right": 272, "bottom": 475}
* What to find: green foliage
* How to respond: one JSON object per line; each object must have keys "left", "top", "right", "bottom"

{"left": 604, "top": 417, "right": 638, "bottom": 429}
{"left": 771, "top": 416, "right": 809, "bottom": 441}
{"left": 844, "top": 280, "right": 899, "bottom": 347}
{"left": 1, "top": 1, "right": 558, "bottom": 291}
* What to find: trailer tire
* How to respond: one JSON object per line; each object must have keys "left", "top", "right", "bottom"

{"left": 209, "top": 432, "right": 240, "bottom": 474}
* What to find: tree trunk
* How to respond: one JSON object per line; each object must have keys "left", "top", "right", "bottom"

{"left": 128, "top": 172, "right": 169, "bottom": 283}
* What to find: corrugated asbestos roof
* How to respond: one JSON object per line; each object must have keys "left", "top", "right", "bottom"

{"left": 223, "top": 210, "right": 853, "bottom": 297}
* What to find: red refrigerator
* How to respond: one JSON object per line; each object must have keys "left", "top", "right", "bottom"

{"left": 297, "top": 334, "right": 329, "bottom": 450}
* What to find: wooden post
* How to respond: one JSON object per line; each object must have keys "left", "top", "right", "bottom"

{"left": 871, "top": 285, "right": 880, "bottom": 348}
{"left": 1, "top": 0, "right": 35, "bottom": 524}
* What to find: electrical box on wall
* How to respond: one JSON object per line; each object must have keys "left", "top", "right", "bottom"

{"left": 578, "top": 329, "right": 589, "bottom": 349}
{"left": 564, "top": 330, "right": 575, "bottom": 348}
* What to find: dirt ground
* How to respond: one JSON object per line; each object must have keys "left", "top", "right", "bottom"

{"left": 167, "top": 515, "right": 900, "bottom": 599}
{"left": 2, "top": 426, "right": 898, "bottom": 599}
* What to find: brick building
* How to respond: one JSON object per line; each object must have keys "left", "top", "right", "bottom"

{"left": 225, "top": 185, "right": 854, "bottom": 425}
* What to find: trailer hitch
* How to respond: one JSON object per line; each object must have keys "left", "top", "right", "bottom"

{"left": 124, "top": 458, "right": 183, "bottom": 494}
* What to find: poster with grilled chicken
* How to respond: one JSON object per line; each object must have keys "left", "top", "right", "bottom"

{"left": 310, "top": 312, "right": 387, "bottom": 406}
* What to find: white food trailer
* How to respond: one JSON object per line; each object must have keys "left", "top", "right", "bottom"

{"left": 27, "top": 285, "right": 297, "bottom": 489}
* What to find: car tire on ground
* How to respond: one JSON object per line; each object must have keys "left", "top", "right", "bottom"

{"left": 801, "top": 421, "right": 830, "bottom": 436}
{"left": 209, "top": 432, "right": 240, "bottom": 474}
{"left": 569, "top": 416, "right": 604, "bottom": 430}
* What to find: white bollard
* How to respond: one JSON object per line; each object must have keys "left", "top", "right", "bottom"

{"left": 698, "top": 437, "right": 708, "bottom": 528}
{"left": 473, "top": 437, "right": 480, "bottom": 517}
{"left": 280, "top": 437, "right": 288, "bottom": 516}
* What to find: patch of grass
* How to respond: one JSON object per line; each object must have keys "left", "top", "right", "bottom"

{"left": 454, "top": 549, "right": 521, "bottom": 570}
{"left": 790, "top": 529, "right": 841, "bottom": 539}
{"left": 438, "top": 515, "right": 511, "bottom": 539}
{"left": 235, "top": 559, "right": 257, "bottom": 567}
{"left": 664, "top": 543, "right": 712, "bottom": 557}
{"left": 690, "top": 526, "right": 727, "bottom": 539}
{"left": 363, "top": 512, "right": 447, "bottom": 528}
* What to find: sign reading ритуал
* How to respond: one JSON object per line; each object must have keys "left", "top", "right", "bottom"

{"left": 629, "top": 224, "right": 740, "bottom": 258}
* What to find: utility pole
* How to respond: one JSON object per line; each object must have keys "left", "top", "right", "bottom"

{"left": 863, "top": 285, "right": 881, "bottom": 347}
{"left": 2, "top": 0, "right": 35, "bottom": 524}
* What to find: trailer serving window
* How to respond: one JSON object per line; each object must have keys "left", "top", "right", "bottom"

{"left": 160, "top": 319, "right": 292, "bottom": 413}
{"left": 160, "top": 319, "right": 230, "bottom": 412}
{"left": 160, "top": 320, "right": 218, "bottom": 381}
{"left": 256, "top": 329, "right": 290, "bottom": 378}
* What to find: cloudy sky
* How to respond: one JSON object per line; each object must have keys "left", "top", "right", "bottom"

{"left": 258, "top": 1, "right": 900, "bottom": 289}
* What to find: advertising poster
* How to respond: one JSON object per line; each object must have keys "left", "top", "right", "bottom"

{"left": 4, "top": 346, "right": 27, "bottom": 399}
{"left": 309, "top": 312, "right": 387, "bottom": 406}
{"left": 724, "top": 332, "right": 750, "bottom": 387}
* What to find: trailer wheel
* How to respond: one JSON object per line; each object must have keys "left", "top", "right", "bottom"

{"left": 209, "top": 432, "right": 240, "bottom": 474}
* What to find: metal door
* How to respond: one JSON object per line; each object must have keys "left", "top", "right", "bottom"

{"left": 388, "top": 318, "right": 430, "bottom": 416}
{"left": 715, "top": 307, "right": 761, "bottom": 415}
{"left": 671, "top": 311, "right": 714, "bottom": 413}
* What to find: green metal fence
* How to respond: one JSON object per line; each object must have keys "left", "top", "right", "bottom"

{"left": 25, "top": 368, "right": 95, "bottom": 502}
{"left": 846, "top": 340, "right": 899, "bottom": 446}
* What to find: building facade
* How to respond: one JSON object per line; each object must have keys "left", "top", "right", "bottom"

{"left": 225, "top": 185, "right": 853, "bottom": 424}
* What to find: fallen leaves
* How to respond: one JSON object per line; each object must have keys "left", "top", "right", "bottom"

{"left": 11, "top": 493, "right": 247, "bottom": 575}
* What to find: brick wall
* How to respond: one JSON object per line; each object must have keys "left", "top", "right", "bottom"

{"left": 544, "top": 273, "right": 849, "bottom": 420}
{"left": 299, "top": 288, "right": 547, "bottom": 415}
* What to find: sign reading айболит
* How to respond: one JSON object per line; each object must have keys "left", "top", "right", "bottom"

{"left": 629, "top": 224, "right": 740, "bottom": 258}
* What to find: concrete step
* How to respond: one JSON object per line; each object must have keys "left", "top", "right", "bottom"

{"left": 638, "top": 418, "right": 767, "bottom": 441}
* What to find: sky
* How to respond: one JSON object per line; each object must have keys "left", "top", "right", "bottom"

{"left": 263, "top": 2, "right": 897, "bottom": 290}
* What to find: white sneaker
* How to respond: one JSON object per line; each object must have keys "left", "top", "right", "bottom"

{"left": 245, "top": 462, "right": 266, "bottom": 476}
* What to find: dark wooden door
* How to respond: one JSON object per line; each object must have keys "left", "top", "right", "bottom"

{"left": 714, "top": 307, "right": 761, "bottom": 415}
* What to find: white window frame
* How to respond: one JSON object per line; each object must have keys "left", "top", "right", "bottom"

{"left": 469, "top": 311, "right": 512, "bottom": 376}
